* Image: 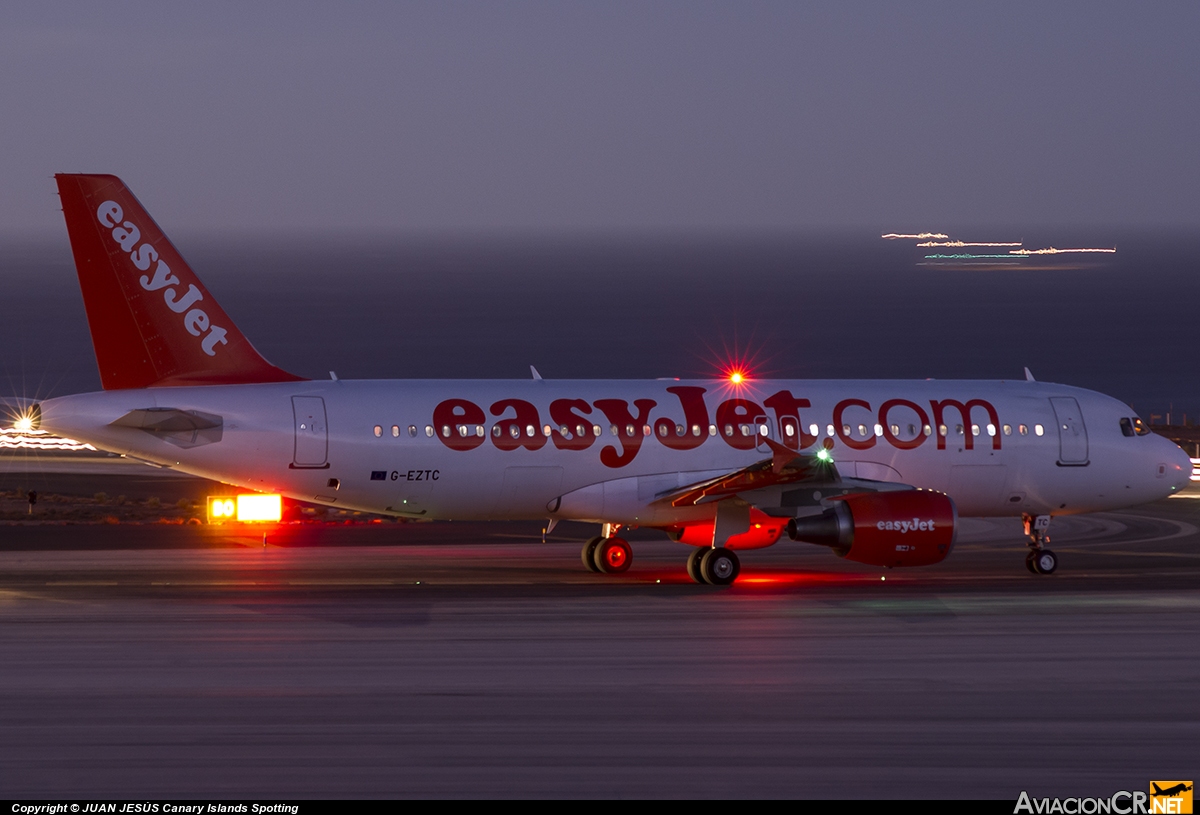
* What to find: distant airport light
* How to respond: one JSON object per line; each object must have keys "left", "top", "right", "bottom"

{"left": 208, "top": 494, "right": 282, "bottom": 522}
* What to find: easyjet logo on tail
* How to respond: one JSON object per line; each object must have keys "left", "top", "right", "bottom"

{"left": 96, "top": 201, "right": 228, "bottom": 357}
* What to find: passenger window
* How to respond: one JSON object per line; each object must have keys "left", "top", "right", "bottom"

{"left": 1003, "top": 424, "right": 1012, "bottom": 436}
{"left": 955, "top": 424, "right": 964, "bottom": 435}
{"left": 628, "top": 424, "right": 637, "bottom": 437}
{"left": 725, "top": 424, "right": 734, "bottom": 437}
{"left": 938, "top": 424, "right": 947, "bottom": 437}
{"left": 408, "top": 425, "right": 417, "bottom": 437}
{"left": 1120, "top": 418, "right": 1134, "bottom": 437}
{"left": 1019, "top": 424, "right": 1028, "bottom": 436}
{"left": 986, "top": 424, "right": 996, "bottom": 437}
{"left": 873, "top": 424, "right": 883, "bottom": 437}
{"left": 692, "top": 424, "right": 702, "bottom": 437}
{"left": 842, "top": 424, "right": 851, "bottom": 436}
{"left": 810, "top": 423, "right": 820, "bottom": 437}
{"left": 709, "top": 425, "right": 717, "bottom": 436}
{"left": 658, "top": 424, "right": 668, "bottom": 437}
{"left": 441, "top": 425, "right": 451, "bottom": 438}
{"left": 391, "top": 425, "right": 399, "bottom": 437}
{"left": 424, "top": 425, "right": 434, "bottom": 437}
{"left": 1034, "top": 424, "right": 1044, "bottom": 436}
{"left": 923, "top": 424, "right": 932, "bottom": 436}
{"left": 890, "top": 424, "right": 900, "bottom": 436}
{"left": 373, "top": 425, "right": 382, "bottom": 437}
{"left": 1132, "top": 418, "right": 1151, "bottom": 436}
{"left": 827, "top": 424, "right": 835, "bottom": 437}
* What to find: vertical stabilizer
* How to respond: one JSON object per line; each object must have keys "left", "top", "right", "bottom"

{"left": 55, "top": 174, "right": 304, "bottom": 390}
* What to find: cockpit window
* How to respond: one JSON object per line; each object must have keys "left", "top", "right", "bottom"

{"left": 1132, "top": 417, "right": 1151, "bottom": 436}
{"left": 1120, "top": 418, "right": 1134, "bottom": 437}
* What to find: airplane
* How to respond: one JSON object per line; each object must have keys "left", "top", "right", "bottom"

{"left": 1152, "top": 784, "right": 1193, "bottom": 797}
{"left": 24, "top": 174, "right": 1193, "bottom": 585}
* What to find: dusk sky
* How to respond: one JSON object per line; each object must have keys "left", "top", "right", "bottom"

{"left": 2, "top": 2, "right": 1198, "bottom": 235}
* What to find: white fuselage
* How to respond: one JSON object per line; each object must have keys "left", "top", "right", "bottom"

{"left": 39, "top": 378, "right": 1192, "bottom": 534}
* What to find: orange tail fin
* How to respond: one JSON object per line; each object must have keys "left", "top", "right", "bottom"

{"left": 55, "top": 174, "right": 304, "bottom": 390}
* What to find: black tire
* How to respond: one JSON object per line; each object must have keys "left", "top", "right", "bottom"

{"left": 1025, "top": 551, "right": 1038, "bottom": 574}
{"left": 686, "top": 548, "right": 707, "bottom": 584}
{"left": 596, "top": 537, "right": 632, "bottom": 574}
{"left": 1033, "top": 549, "right": 1058, "bottom": 575}
{"left": 700, "top": 547, "right": 740, "bottom": 586}
{"left": 581, "top": 536, "right": 604, "bottom": 573}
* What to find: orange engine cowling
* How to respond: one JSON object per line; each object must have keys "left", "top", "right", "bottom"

{"left": 786, "top": 490, "right": 957, "bottom": 567}
{"left": 665, "top": 508, "right": 788, "bottom": 550}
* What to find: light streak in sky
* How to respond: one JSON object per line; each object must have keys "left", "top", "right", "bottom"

{"left": 917, "top": 240, "right": 1022, "bottom": 248}
{"left": 1009, "top": 247, "right": 1116, "bottom": 255}
{"left": 882, "top": 232, "right": 949, "bottom": 240}
{"left": 924, "top": 254, "right": 1025, "bottom": 259}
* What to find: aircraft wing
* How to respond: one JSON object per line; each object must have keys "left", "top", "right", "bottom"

{"left": 654, "top": 437, "right": 842, "bottom": 508}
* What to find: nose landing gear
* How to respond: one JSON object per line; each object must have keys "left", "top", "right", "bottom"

{"left": 1023, "top": 514, "right": 1058, "bottom": 575}
{"left": 581, "top": 528, "right": 632, "bottom": 574}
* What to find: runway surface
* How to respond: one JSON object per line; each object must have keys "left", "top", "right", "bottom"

{"left": 2, "top": 498, "right": 1199, "bottom": 798}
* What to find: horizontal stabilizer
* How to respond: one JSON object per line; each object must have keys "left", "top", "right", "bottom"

{"left": 110, "top": 407, "right": 223, "bottom": 448}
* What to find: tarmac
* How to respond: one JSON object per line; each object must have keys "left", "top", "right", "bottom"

{"left": 1, "top": 479, "right": 1198, "bottom": 798}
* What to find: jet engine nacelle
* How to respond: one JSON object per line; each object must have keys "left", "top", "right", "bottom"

{"left": 786, "top": 489, "right": 957, "bottom": 567}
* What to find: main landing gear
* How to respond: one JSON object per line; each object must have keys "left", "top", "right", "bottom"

{"left": 581, "top": 534, "right": 632, "bottom": 574}
{"left": 1023, "top": 513, "right": 1058, "bottom": 575}
{"left": 686, "top": 547, "right": 740, "bottom": 586}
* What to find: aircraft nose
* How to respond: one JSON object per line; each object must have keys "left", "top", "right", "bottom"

{"left": 1163, "top": 441, "right": 1194, "bottom": 493}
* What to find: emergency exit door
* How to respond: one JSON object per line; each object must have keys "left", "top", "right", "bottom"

{"left": 1050, "top": 397, "right": 1089, "bottom": 465}
{"left": 292, "top": 396, "right": 329, "bottom": 468}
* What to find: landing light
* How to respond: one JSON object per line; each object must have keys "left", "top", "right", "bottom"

{"left": 816, "top": 449, "right": 832, "bottom": 462}
{"left": 208, "top": 494, "right": 282, "bottom": 523}
{"left": 13, "top": 415, "right": 33, "bottom": 432}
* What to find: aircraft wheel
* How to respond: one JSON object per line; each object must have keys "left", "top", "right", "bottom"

{"left": 686, "top": 548, "right": 707, "bottom": 584}
{"left": 700, "top": 547, "right": 740, "bottom": 586}
{"left": 595, "top": 537, "right": 632, "bottom": 574}
{"left": 581, "top": 536, "right": 604, "bottom": 573}
{"left": 1025, "top": 551, "right": 1038, "bottom": 574}
{"left": 1032, "top": 549, "right": 1058, "bottom": 575}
